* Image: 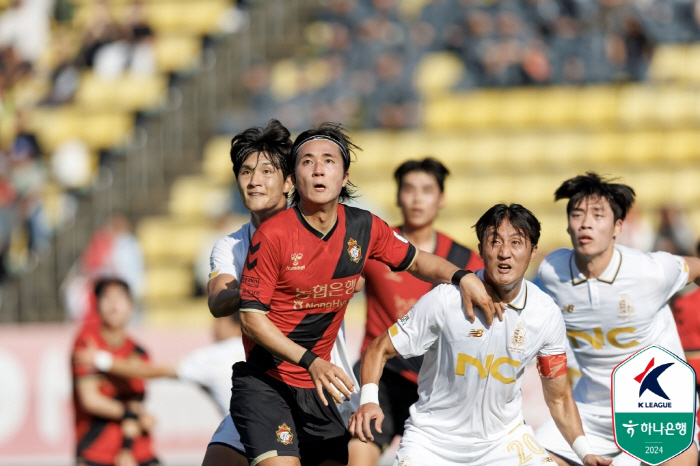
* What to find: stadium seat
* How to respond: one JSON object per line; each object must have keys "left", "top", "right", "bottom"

{"left": 154, "top": 34, "right": 203, "bottom": 73}
{"left": 496, "top": 89, "right": 539, "bottom": 128}
{"left": 137, "top": 216, "right": 211, "bottom": 263}
{"left": 75, "top": 72, "right": 168, "bottom": 112}
{"left": 143, "top": 264, "right": 194, "bottom": 301}
{"left": 414, "top": 52, "right": 465, "bottom": 98}
{"left": 169, "top": 176, "right": 232, "bottom": 219}
{"left": 617, "top": 85, "right": 656, "bottom": 128}
{"left": 662, "top": 129, "right": 700, "bottom": 163}
{"left": 202, "top": 136, "right": 235, "bottom": 184}
{"left": 648, "top": 45, "right": 688, "bottom": 83}
{"left": 532, "top": 87, "right": 577, "bottom": 128}
{"left": 619, "top": 130, "right": 665, "bottom": 165}
{"left": 573, "top": 86, "right": 618, "bottom": 128}
{"left": 144, "top": 0, "right": 230, "bottom": 35}
{"left": 145, "top": 297, "right": 211, "bottom": 326}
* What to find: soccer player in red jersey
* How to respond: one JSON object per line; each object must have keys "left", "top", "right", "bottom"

{"left": 234, "top": 123, "right": 503, "bottom": 466}
{"left": 349, "top": 158, "right": 484, "bottom": 465}
{"left": 72, "top": 277, "right": 159, "bottom": 466}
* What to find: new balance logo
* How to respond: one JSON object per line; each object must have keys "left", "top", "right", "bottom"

{"left": 468, "top": 329, "right": 484, "bottom": 337}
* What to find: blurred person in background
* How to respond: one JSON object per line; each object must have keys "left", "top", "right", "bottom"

{"left": 671, "top": 240, "right": 700, "bottom": 393}
{"left": 534, "top": 173, "right": 700, "bottom": 466}
{"left": 72, "top": 277, "right": 159, "bottom": 466}
{"left": 75, "top": 312, "right": 245, "bottom": 418}
{"left": 654, "top": 205, "right": 695, "bottom": 257}
{"left": 349, "top": 158, "right": 483, "bottom": 466}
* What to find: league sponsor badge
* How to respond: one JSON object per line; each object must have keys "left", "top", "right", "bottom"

{"left": 347, "top": 238, "right": 362, "bottom": 263}
{"left": 612, "top": 345, "right": 696, "bottom": 465}
{"left": 276, "top": 423, "right": 293, "bottom": 445}
{"left": 399, "top": 314, "right": 410, "bottom": 325}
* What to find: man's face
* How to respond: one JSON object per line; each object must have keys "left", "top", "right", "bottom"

{"left": 397, "top": 171, "right": 445, "bottom": 229}
{"left": 293, "top": 139, "right": 348, "bottom": 207}
{"left": 237, "top": 152, "right": 292, "bottom": 214}
{"left": 479, "top": 219, "right": 537, "bottom": 292}
{"left": 98, "top": 284, "right": 133, "bottom": 330}
{"left": 567, "top": 195, "right": 622, "bottom": 258}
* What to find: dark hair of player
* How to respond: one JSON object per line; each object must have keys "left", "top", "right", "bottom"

{"left": 554, "top": 172, "right": 636, "bottom": 222}
{"left": 474, "top": 204, "right": 541, "bottom": 248}
{"left": 289, "top": 122, "right": 359, "bottom": 206}
{"left": 94, "top": 277, "right": 132, "bottom": 300}
{"left": 394, "top": 158, "right": 450, "bottom": 193}
{"left": 230, "top": 119, "right": 293, "bottom": 179}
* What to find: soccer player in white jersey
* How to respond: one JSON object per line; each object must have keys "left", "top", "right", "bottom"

{"left": 534, "top": 173, "right": 700, "bottom": 466}
{"left": 350, "top": 203, "right": 612, "bottom": 466}
{"left": 204, "top": 120, "right": 360, "bottom": 466}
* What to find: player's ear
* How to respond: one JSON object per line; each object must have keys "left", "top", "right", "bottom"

{"left": 529, "top": 244, "right": 538, "bottom": 262}
{"left": 613, "top": 218, "right": 623, "bottom": 238}
{"left": 478, "top": 242, "right": 483, "bottom": 259}
{"left": 283, "top": 175, "right": 293, "bottom": 194}
{"left": 341, "top": 170, "right": 349, "bottom": 188}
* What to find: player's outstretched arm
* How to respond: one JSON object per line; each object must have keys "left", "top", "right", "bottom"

{"left": 76, "top": 375, "right": 134, "bottom": 420}
{"left": 407, "top": 250, "right": 505, "bottom": 325}
{"left": 207, "top": 273, "right": 240, "bottom": 318}
{"left": 240, "top": 311, "right": 354, "bottom": 405}
{"left": 74, "top": 340, "right": 177, "bottom": 379}
{"left": 541, "top": 374, "right": 613, "bottom": 466}
{"left": 348, "top": 332, "right": 398, "bottom": 442}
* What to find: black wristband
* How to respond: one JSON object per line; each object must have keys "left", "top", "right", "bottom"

{"left": 298, "top": 350, "right": 319, "bottom": 370}
{"left": 123, "top": 409, "right": 138, "bottom": 421}
{"left": 451, "top": 269, "right": 473, "bottom": 286}
{"left": 122, "top": 436, "right": 134, "bottom": 450}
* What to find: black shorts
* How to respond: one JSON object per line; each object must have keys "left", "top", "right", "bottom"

{"left": 230, "top": 361, "right": 350, "bottom": 466}
{"left": 352, "top": 361, "right": 419, "bottom": 450}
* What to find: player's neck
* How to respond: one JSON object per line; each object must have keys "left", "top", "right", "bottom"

{"left": 100, "top": 325, "right": 126, "bottom": 347}
{"left": 400, "top": 223, "right": 436, "bottom": 253}
{"left": 298, "top": 200, "right": 338, "bottom": 236}
{"left": 484, "top": 273, "right": 523, "bottom": 304}
{"left": 250, "top": 201, "right": 288, "bottom": 228}
{"left": 574, "top": 243, "right": 615, "bottom": 279}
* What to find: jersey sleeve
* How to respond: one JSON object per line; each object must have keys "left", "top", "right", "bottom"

{"left": 72, "top": 332, "right": 97, "bottom": 377}
{"left": 239, "top": 229, "right": 281, "bottom": 313}
{"left": 388, "top": 285, "right": 448, "bottom": 358}
{"left": 368, "top": 216, "right": 417, "bottom": 272}
{"left": 176, "top": 347, "right": 212, "bottom": 386}
{"left": 537, "top": 301, "right": 568, "bottom": 358}
{"left": 209, "top": 237, "right": 239, "bottom": 281}
{"left": 650, "top": 251, "right": 690, "bottom": 302}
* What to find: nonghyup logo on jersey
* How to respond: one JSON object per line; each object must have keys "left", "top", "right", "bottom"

{"left": 612, "top": 345, "right": 696, "bottom": 465}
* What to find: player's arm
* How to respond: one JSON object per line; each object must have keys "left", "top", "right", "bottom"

{"left": 75, "top": 375, "right": 133, "bottom": 420}
{"left": 682, "top": 256, "right": 700, "bottom": 285}
{"left": 348, "top": 332, "right": 397, "bottom": 442}
{"left": 540, "top": 358, "right": 612, "bottom": 466}
{"left": 407, "top": 249, "right": 505, "bottom": 325}
{"left": 74, "top": 340, "right": 177, "bottom": 379}
{"left": 208, "top": 273, "right": 240, "bottom": 318}
{"left": 240, "top": 311, "right": 354, "bottom": 406}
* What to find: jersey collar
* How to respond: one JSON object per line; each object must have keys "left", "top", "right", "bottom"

{"left": 293, "top": 206, "right": 339, "bottom": 241}
{"left": 569, "top": 247, "right": 622, "bottom": 285}
{"left": 475, "top": 269, "right": 528, "bottom": 310}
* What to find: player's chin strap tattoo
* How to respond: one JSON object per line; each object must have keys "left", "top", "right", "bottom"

{"left": 292, "top": 135, "right": 350, "bottom": 165}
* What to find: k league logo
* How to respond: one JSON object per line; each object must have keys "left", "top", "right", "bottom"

{"left": 612, "top": 345, "right": 696, "bottom": 465}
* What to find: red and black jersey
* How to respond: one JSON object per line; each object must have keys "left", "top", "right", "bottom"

{"left": 239, "top": 204, "right": 417, "bottom": 388}
{"left": 72, "top": 325, "right": 156, "bottom": 465}
{"left": 672, "top": 288, "right": 700, "bottom": 384}
{"left": 362, "top": 228, "right": 483, "bottom": 383}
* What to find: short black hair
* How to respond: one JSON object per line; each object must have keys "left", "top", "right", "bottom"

{"left": 230, "top": 119, "right": 293, "bottom": 179}
{"left": 289, "top": 122, "right": 359, "bottom": 206}
{"left": 394, "top": 158, "right": 450, "bottom": 193}
{"left": 554, "top": 172, "right": 635, "bottom": 222}
{"left": 474, "top": 204, "right": 541, "bottom": 248}
{"left": 94, "top": 277, "right": 131, "bottom": 300}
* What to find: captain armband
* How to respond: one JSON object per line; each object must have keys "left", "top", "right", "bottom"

{"left": 536, "top": 353, "right": 567, "bottom": 378}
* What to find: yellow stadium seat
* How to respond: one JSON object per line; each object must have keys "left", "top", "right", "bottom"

{"left": 669, "top": 169, "right": 700, "bottom": 205}
{"left": 648, "top": 45, "right": 688, "bottom": 83}
{"left": 203, "top": 136, "right": 235, "bottom": 184}
{"left": 455, "top": 91, "right": 499, "bottom": 129}
{"left": 423, "top": 95, "right": 462, "bottom": 131}
{"left": 617, "top": 85, "right": 655, "bottom": 128}
{"left": 626, "top": 171, "right": 672, "bottom": 208}
{"left": 573, "top": 86, "right": 618, "bottom": 128}
{"left": 619, "top": 130, "right": 664, "bottom": 164}
{"left": 143, "top": 264, "right": 194, "bottom": 301}
{"left": 144, "top": 0, "right": 230, "bottom": 35}
{"left": 540, "top": 131, "right": 586, "bottom": 168}
{"left": 496, "top": 88, "right": 539, "bottom": 128}
{"left": 145, "top": 297, "right": 212, "bottom": 326}
{"left": 684, "top": 45, "right": 700, "bottom": 83}
{"left": 137, "top": 216, "right": 211, "bottom": 263}
{"left": 413, "top": 52, "right": 465, "bottom": 98}
{"left": 154, "top": 34, "right": 203, "bottom": 72}
{"left": 169, "top": 176, "right": 232, "bottom": 219}
{"left": 583, "top": 131, "right": 624, "bottom": 165}
{"left": 662, "top": 129, "right": 700, "bottom": 163}
{"left": 75, "top": 72, "right": 167, "bottom": 112}
{"left": 652, "top": 87, "right": 694, "bottom": 127}
{"left": 533, "top": 87, "right": 577, "bottom": 128}
{"left": 500, "top": 132, "right": 544, "bottom": 168}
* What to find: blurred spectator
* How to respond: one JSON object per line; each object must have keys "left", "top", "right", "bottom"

{"left": 615, "top": 205, "right": 654, "bottom": 252}
{"left": 653, "top": 205, "right": 695, "bottom": 256}
{"left": 0, "top": 0, "right": 53, "bottom": 65}
{"left": 64, "top": 213, "right": 145, "bottom": 322}
{"left": 50, "top": 139, "right": 94, "bottom": 190}
{"left": 671, "top": 240, "right": 700, "bottom": 391}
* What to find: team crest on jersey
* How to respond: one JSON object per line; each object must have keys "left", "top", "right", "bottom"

{"left": 564, "top": 304, "right": 575, "bottom": 313}
{"left": 468, "top": 328, "right": 484, "bottom": 337}
{"left": 347, "top": 238, "right": 362, "bottom": 263}
{"left": 618, "top": 294, "right": 635, "bottom": 321}
{"left": 508, "top": 322, "right": 527, "bottom": 353}
{"left": 397, "top": 457, "right": 411, "bottom": 466}
{"left": 276, "top": 423, "right": 293, "bottom": 445}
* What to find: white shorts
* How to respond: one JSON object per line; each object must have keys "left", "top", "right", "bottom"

{"left": 209, "top": 414, "right": 245, "bottom": 454}
{"left": 393, "top": 423, "right": 552, "bottom": 466}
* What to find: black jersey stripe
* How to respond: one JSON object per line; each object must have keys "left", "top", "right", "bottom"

{"left": 76, "top": 418, "right": 108, "bottom": 456}
{"left": 445, "top": 240, "right": 472, "bottom": 269}
{"left": 240, "top": 300, "right": 270, "bottom": 312}
{"left": 390, "top": 243, "right": 417, "bottom": 272}
{"left": 332, "top": 206, "right": 373, "bottom": 279}
{"left": 247, "top": 311, "right": 338, "bottom": 372}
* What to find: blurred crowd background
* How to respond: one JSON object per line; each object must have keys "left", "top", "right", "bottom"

{"left": 1, "top": 0, "right": 700, "bottom": 464}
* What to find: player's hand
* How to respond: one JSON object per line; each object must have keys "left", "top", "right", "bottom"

{"left": 115, "top": 449, "right": 138, "bottom": 466}
{"left": 307, "top": 358, "right": 354, "bottom": 406}
{"left": 459, "top": 273, "right": 505, "bottom": 325}
{"left": 138, "top": 412, "right": 156, "bottom": 433}
{"left": 348, "top": 403, "right": 383, "bottom": 443}
{"left": 354, "top": 274, "right": 365, "bottom": 292}
{"left": 582, "top": 454, "right": 613, "bottom": 466}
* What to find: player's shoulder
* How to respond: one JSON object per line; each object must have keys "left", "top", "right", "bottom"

{"left": 73, "top": 324, "right": 101, "bottom": 347}
{"left": 340, "top": 203, "right": 376, "bottom": 225}
{"left": 538, "top": 248, "right": 573, "bottom": 280}
{"left": 541, "top": 248, "right": 573, "bottom": 268}
{"left": 213, "top": 222, "right": 252, "bottom": 249}
{"left": 256, "top": 209, "right": 296, "bottom": 237}
{"left": 524, "top": 279, "right": 560, "bottom": 313}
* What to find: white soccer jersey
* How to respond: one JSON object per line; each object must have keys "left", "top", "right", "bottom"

{"left": 209, "top": 222, "right": 256, "bottom": 282}
{"left": 388, "top": 270, "right": 567, "bottom": 453}
{"left": 177, "top": 336, "right": 245, "bottom": 415}
{"left": 538, "top": 245, "right": 689, "bottom": 408}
